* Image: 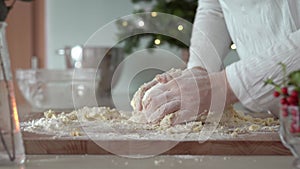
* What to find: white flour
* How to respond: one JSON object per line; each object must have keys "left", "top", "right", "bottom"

{"left": 21, "top": 106, "right": 279, "bottom": 140}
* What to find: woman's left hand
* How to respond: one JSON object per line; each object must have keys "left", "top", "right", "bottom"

{"left": 140, "top": 68, "right": 238, "bottom": 124}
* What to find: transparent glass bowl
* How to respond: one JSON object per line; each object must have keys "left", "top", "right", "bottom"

{"left": 16, "top": 69, "right": 100, "bottom": 111}
{"left": 279, "top": 105, "right": 300, "bottom": 168}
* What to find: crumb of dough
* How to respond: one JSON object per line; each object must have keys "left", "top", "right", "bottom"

{"left": 82, "top": 107, "right": 122, "bottom": 121}
{"left": 61, "top": 116, "right": 70, "bottom": 124}
{"left": 22, "top": 104, "right": 279, "bottom": 138}
{"left": 230, "top": 131, "right": 238, "bottom": 137}
{"left": 128, "top": 111, "right": 147, "bottom": 123}
{"left": 66, "top": 111, "right": 78, "bottom": 121}
{"left": 192, "top": 123, "right": 203, "bottom": 132}
{"left": 159, "top": 113, "right": 175, "bottom": 129}
{"left": 248, "top": 124, "right": 261, "bottom": 131}
{"left": 70, "top": 130, "right": 81, "bottom": 136}
{"left": 44, "top": 110, "right": 56, "bottom": 119}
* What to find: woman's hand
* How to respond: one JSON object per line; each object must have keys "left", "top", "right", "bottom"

{"left": 131, "top": 68, "right": 183, "bottom": 112}
{"left": 134, "top": 68, "right": 238, "bottom": 125}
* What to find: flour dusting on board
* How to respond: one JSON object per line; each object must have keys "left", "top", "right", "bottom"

{"left": 21, "top": 106, "right": 279, "bottom": 140}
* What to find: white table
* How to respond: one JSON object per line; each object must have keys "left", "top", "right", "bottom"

{"left": 0, "top": 155, "right": 296, "bottom": 169}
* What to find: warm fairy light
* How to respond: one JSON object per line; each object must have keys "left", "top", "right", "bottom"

{"left": 178, "top": 25, "right": 184, "bottom": 31}
{"left": 151, "top": 12, "right": 158, "bottom": 17}
{"left": 154, "top": 39, "right": 161, "bottom": 45}
{"left": 122, "top": 21, "right": 128, "bottom": 27}
{"left": 138, "top": 20, "right": 145, "bottom": 27}
{"left": 231, "top": 43, "right": 237, "bottom": 50}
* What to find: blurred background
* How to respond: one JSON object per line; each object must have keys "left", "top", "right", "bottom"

{"left": 6, "top": 0, "right": 239, "bottom": 111}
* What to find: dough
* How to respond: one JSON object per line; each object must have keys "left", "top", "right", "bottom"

{"left": 22, "top": 69, "right": 279, "bottom": 137}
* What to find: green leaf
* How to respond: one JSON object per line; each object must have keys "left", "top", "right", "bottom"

{"left": 264, "top": 79, "right": 276, "bottom": 86}
{"left": 275, "top": 86, "right": 281, "bottom": 92}
{"left": 289, "top": 71, "right": 300, "bottom": 88}
{"left": 278, "top": 62, "right": 288, "bottom": 86}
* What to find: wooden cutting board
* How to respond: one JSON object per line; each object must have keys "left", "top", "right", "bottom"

{"left": 20, "top": 109, "right": 291, "bottom": 156}
{"left": 22, "top": 131, "right": 291, "bottom": 155}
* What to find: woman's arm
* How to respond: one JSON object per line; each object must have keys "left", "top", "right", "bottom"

{"left": 188, "top": 0, "right": 231, "bottom": 72}
{"left": 226, "top": 30, "right": 300, "bottom": 113}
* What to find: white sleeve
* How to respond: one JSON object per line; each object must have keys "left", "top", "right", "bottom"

{"left": 188, "top": 0, "right": 231, "bottom": 72}
{"left": 226, "top": 30, "right": 300, "bottom": 113}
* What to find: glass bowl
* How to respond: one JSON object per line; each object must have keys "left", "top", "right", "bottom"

{"left": 279, "top": 105, "right": 300, "bottom": 168}
{"left": 16, "top": 69, "right": 100, "bottom": 111}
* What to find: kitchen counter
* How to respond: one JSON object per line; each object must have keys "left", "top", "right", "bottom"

{"left": 0, "top": 155, "right": 295, "bottom": 169}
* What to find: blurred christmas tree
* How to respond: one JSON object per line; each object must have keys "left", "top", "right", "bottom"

{"left": 116, "top": 0, "right": 198, "bottom": 54}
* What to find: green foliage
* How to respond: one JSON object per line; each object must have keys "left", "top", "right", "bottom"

{"left": 264, "top": 62, "right": 300, "bottom": 92}
{"left": 289, "top": 71, "right": 300, "bottom": 91}
{"left": 117, "top": 0, "right": 198, "bottom": 54}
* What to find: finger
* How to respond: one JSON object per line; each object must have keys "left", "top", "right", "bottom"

{"left": 141, "top": 83, "right": 165, "bottom": 110}
{"left": 143, "top": 90, "right": 179, "bottom": 111}
{"left": 146, "top": 100, "right": 181, "bottom": 123}
{"left": 155, "top": 68, "right": 182, "bottom": 83}
{"left": 155, "top": 73, "right": 173, "bottom": 83}
{"left": 131, "top": 79, "right": 158, "bottom": 111}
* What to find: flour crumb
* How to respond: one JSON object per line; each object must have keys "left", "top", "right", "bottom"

{"left": 159, "top": 113, "right": 175, "bottom": 129}
{"left": 21, "top": 105, "right": 279, "bottom": 139}
{"left": 154, "top": 159, "right": 165, "bottom": 166}
{"left": 70, "top": 130, "right": 81, "bottom": 137}
{"left": 248, "top": 124, "right": 260, "bottom": 131}
{"left": 44, "top": 110, "right": 56, "bottom": 119}
{"left": 230, "top": 131, "right": 238, "bottom": 137}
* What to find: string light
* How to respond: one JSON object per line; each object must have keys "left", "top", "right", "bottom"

{"left": 138, "top": 20, "right": 145, "bottom": 27}
{"left": 151, "top": 12, "right": 158, "bottom": 17}
{"left": 231, "top": 43, "right": 237, "bottom": 50}
{"left": 178, "top": 25, "right": 184, "bottom": 31}
{"left": 122, "top": 21, "right": 128, "bottom": 27}
{"left": 154, "top": 39, "right": 161, "bottom": 45}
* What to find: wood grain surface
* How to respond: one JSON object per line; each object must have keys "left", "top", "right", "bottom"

{"left": 20, "top": 109, "right": 292, "bottom": 155}
{"left": 22, "top": 131, "right": 291, "bottom": 155}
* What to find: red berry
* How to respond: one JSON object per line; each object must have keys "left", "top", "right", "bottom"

{"left": 291, "top": 90, "right": 299, "bottom": 98}
{"left": 288, "top": 97, "right": 297, "bottom": 105}
{"left": 281, "top": 87, "right": 288, "bottom": 95}
{"left": 281, "top": 98, "right": 288, "bottom": 105}
{"left": 273, "top": 91, "right": 280, "bottom": 97}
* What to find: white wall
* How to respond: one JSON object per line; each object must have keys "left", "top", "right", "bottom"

{"left": 45, "top": 0, "right": 186, "bottom": 97}
{"left": 46, "top": 0, "right": 134, "bottom": 69}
